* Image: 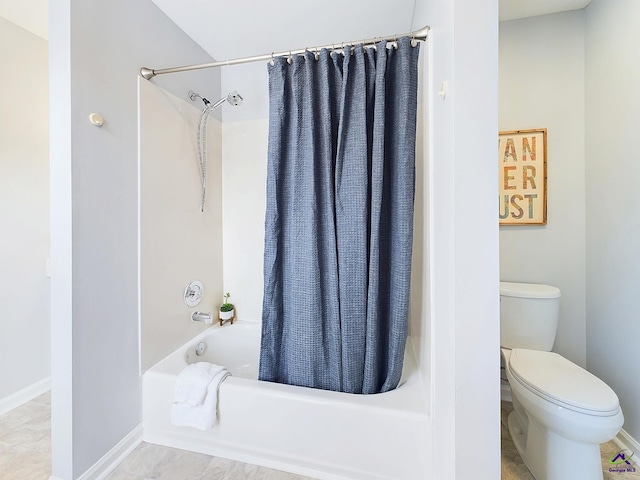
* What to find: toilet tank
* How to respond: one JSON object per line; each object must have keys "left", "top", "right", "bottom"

{"left": 500, "top": 282, "right": 561, "bottom": 351}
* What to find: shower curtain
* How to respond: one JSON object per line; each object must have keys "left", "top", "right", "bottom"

{"left": 259, "top": 37, "right": 420, "bottom": 394}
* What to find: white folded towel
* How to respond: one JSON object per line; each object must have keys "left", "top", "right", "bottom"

{"left": 171, "top": 362, "right": 229, "bottom": 430}
{"left": 173, "top": 362, "right": 225, "bottom": 407}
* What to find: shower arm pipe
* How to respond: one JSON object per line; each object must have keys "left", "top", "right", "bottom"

{"left": 206, "top": 96, "right": 227, "bottom": 111}
{"left": 140, "top": 25, "right": 429, "bottom": 80}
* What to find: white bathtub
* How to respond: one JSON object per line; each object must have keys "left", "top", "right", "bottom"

{"left": 142, "top": 321, "right": 431, "bottom": 479}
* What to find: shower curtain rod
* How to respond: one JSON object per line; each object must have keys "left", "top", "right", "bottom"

{"left": 140, "top": 25, "right": 429, "bottom": 80}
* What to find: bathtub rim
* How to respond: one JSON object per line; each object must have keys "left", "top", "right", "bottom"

{"left": 144, "top": 319, "right": 430, "bottom": 419}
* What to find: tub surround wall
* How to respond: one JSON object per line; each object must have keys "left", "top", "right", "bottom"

{"left": 408, "top": 45, "right": 430, "bottom": 392}
{"left": 220, "top": 87, "right": 431, "bottom": 356}
{"left": 220, "top": 119, "right": 268, "bottom": 323}
{"left": 139, "top": 79, "right": 223, "bottom": 373}
{"left": 585, "top": 0, "right": 640, "bottom": 448}
{"left": 0, "top": 17, "right": 50, "bottom": 407}
{"left": 499, "top": 11, "right": 587, "bottom": 366}
{"left": 49, "top": 0, "right": 221, "bottom": 477}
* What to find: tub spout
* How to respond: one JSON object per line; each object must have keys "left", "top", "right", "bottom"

{"left": 191, "top": 311, "right": 213, "bottom": 325}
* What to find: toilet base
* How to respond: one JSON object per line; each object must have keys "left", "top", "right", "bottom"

{"left": 508, "top": 409, "right": 604, "bottom": 480}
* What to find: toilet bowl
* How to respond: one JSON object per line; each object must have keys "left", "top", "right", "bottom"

{"left": 502, "top": 348, "right": 624, "bottom": 480}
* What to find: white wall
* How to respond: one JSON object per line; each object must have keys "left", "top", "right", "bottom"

{"left": 413, "top": 0, "right": 501, "bottom": 478}
{"left": 585, "top": 0, "right": 640, "bottom": 446}
{"left": 0, "top": 17, "right": 50, "bottom": 403}
{"left": 498, "top": 0, "right": 640, "bottom": 448}
{"left": 221, "top": 63, "right": 269, "bottom": 123}
{"left": 499, "top": 11, "right": 587, "bottom": 366}
{"left": 49, "top": 0, "right": 220, "bottom": 477}
{"left": 139, "top": 79, "right": 223, "bottom": 372}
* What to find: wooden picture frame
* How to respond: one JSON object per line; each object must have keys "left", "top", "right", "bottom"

{"left": 499, "top": 128, "right": 547, "bottom": 225}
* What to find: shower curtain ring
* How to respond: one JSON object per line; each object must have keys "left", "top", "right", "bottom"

{"left": 287, "top": 50, "right": 292, "bottom": 64}
{"left": 270, "top": 52, "right": 275, "bottom": 66}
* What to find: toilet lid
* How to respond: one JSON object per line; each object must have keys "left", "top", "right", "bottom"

{"left": 509, "top": 349, "right": 620, "bottom": 416}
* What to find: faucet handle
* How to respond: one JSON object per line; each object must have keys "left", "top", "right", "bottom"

{"left": 184, "top": 281, "right": 204, "bottom": 307}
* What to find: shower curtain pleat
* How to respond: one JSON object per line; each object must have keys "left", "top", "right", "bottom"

{"left": 259, "top": 37, "right": 420, "bottom": 394}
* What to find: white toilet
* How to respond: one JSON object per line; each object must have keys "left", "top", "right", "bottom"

{"left": 500, "top": 281, "right": 624, "bottom": 480}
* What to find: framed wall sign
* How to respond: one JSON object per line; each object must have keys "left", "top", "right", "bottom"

{"left": 498, "top": 128, "right": 547, "bottom": 225}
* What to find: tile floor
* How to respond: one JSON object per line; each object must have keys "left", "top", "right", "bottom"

{"left": 2, "top": 394, "right": 638, "bottom": 479}
{"left": 0, "top": 392, "right": 311, "bottom": 480}
{"left": 106, "top": 442, "right": 312, "bottom": 480}
{"left": 0, "top": 392, "right": 51, "bottom": 479}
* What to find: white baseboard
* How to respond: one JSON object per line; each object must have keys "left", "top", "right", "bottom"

{"left": 0, "top": 377, "right": 51, "bottom": 416}
{"left": 77, "top": 424, "right": 143, "bottom": 480}
{"left": 614, "top": 428, "right": 640, "bottom": 458}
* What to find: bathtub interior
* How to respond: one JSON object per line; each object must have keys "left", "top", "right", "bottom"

{"left": 183, "top": 322, "right": 260, "bottom": 379}
{"left": 168, "top": 320, "right": 424, "bottom": 404}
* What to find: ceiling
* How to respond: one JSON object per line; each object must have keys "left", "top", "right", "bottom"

{"left": 0, "top": 0, "right": 592, "bottom": 56}
{"left": 150, "top": 0, "right": 592, "bottom": 60}
{"left": 148, "top": 0, "right": 417, "bottom": 61}
{"left": 499, "top": 0, "right": 591, "bottom": 22}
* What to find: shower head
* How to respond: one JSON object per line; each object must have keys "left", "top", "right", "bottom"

{"left": 192, "top": 90, "right": 242, "bottom": 214}
{"left": 189, "top": 90, "right": 243, "bottom": 110}
{"left": 225, "top": 91, "right": 243, "bottom": 106}
{"left": 210, "top": 91, "right": 243, "bottom": 109}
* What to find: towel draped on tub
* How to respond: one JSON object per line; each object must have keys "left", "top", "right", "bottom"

{"left": 171, "top": 362, "right": 230, "bottom": 430}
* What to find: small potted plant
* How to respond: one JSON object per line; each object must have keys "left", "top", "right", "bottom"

{"left": 219, "top": 292, "right": 235, "bottom": 325}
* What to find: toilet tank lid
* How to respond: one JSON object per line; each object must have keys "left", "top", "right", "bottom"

{"left": 500, "top": 282, "right": 561, "bottom": 299}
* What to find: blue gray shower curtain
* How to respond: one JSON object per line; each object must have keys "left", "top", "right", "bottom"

{"left": 259, "top": 37, "right": 420, "bottom": 394}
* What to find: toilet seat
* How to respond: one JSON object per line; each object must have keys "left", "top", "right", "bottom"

{"left": 508, "top": 349, "right": 620, "bottom": 416}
